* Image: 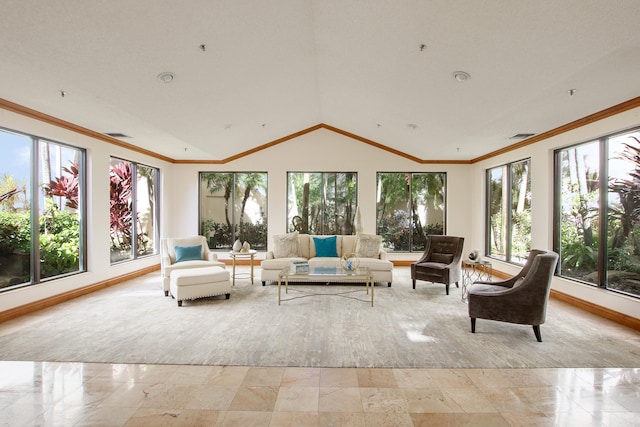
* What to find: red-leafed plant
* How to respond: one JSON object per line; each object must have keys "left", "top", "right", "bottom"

{"left": 44, "top": 162, "right": 79, "bottom": 209}
{"left": 109, "top": 161, "right": 134, "bottom": 249}
{"left": 109, "top": 161, "right": 148, "bottom": 255}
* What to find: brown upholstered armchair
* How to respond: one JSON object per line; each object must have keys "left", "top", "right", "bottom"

{"left": 411, "top": 235, "right": 465, "bottom": 295}
{"left": 472, "top": 249, "right": 547, "bottom": 288}
{"left": 468, "top": 250, "right": 559, "bottom": 342}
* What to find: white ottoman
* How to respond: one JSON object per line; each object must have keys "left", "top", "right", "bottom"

{"left": 169, "top": 266, "right": 231, "bottom": 306}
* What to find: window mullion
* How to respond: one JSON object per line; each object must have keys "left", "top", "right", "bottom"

{"left": 599, "top": 138, "right": 608, "bottom": 288}
{"left": 31, "top": 137, "right": 40, "bottom": 284}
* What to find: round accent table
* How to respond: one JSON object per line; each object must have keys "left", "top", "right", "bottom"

{"left": 461, "top": 259, "right": 492, "bottom": 302}
{"left": 229, "top": 249, "right": 257, "bottom": 286}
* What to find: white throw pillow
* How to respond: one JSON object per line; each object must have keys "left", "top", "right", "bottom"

{"left": 273, "top": 232, "right": 300, "bottom": 258}
{"left": 355, "top": 233, "right": 381, "bottom": 258}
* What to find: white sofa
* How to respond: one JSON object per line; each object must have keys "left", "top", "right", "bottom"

{"left": 260, "top": 233, "right": 393, "bottom": 286}
{"left": 160, "top": 236, "right": 226, "bottom": 296}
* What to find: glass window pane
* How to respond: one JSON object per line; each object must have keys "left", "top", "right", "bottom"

{"left": 235, "top": 173, "right": 268, "bottom": 251}
{"left": 136, "top": 164, "right": 157, "bottom": 257}
{"left": 376, "top": 173, "right": 410, "bottom": 251}
{"left": 109, "top": 158, "right": 134, "bottom": 263}
{"left": 40, "top": 141, "right": 83, "bottom": 279}
{"left": 201, "top": 173, "right": 234, "bottom": 249}
{"left": 0, "top": 130, "right": 32, "bottom": 289}
{"left": 201, "top": 172, "right": 267, "bottom": 251}
{"left": 411, "top": 173, "right": 446, "bottom": 252}
{"left": 488, "top": 166, "right": 507, "bottom": 261}
{"left": 607, "top": 131, "right": 640, "bottom": 297}
{"left": 558, "top": 142, "right": 600, "bottom": 284}
{"left": 287, "top": 172, "right": 356, "bottom": 236}
{"left": 510, "top": 160, "right": 531, "bottom": 264}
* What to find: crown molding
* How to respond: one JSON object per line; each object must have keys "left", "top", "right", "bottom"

{"left": 0, "top": 98, "right": 175, "bottom": 163}
{"left": 3, "top": 96, "right": 640, "bottom": 165}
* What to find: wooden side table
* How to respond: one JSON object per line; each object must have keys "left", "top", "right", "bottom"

{"left": 229, "top": 250, "right": 257, "bottom": 285}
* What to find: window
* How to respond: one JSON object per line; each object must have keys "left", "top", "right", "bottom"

{"left": 287, "top": 172, "right": 356, "bottom": 235}
{"left": 1, "top": 127, "right": 86, "bottom": 291}
{"left": 109, "top": 158, "right": 159, "bottom": 263}
{"left": 555, "top": 128, "right": 640, "bottom": 298}
{"left": 200, "top": 172, "right": 267, "bottom": 250}
{"left": 376, "top": 172, "right": 446, "bottom": 252}
{"left": 486, "top": 159, "right": 531, "bottom": 264}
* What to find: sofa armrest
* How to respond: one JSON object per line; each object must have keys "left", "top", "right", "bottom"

{"left": 378, "top": 249, "right": 389, "bottom": 260}
{"left": 161, "top": 255, "right": 172, "bottom": 274}
{"left": 265, "top": 251, "right": 275, "bottom": 260}
{"left": 206, "top": 252, "right": 219, "bottom": 262}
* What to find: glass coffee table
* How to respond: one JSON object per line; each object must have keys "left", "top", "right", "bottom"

{"left": 277, "top": 266, "right": 375, "bottom": 306}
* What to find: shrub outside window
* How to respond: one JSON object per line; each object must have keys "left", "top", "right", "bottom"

{"left": 376, "top": 172, "right": 446, "bottom": 252}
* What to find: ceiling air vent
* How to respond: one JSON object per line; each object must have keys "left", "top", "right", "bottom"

{"left": 104, "top": 132, "right": 131, "bottom": 138}
{"left": 509, "top": 133, "right": 535, "bottom": 139}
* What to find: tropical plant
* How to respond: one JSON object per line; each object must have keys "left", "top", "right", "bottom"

{"left": 43, "top": 162, "right": 79, "bottom": 209}
{"left": 608, "top": 137, "right": 640, "bottom": 254}
{"left": 109, "top": 160, "right": 148, "bottom": 255}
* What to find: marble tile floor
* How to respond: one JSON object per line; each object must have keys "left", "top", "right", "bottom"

{"left": 1, "top": 361, "right": 639, "bottom": 426}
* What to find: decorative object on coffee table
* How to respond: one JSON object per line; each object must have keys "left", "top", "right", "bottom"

{"left": 242, "top": 241, "right": 251, "bottom": 252}
{"left": 232, "top": 239, "right": 242, "bottom": 252}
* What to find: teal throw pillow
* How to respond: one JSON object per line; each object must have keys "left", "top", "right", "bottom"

{"left": 174, "top": 245, "right": 202, "bottom": 262}
{"left": 313, "top": 236, "right": 338, "bottom": 257}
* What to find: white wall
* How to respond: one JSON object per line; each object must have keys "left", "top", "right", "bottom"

{"left": 169, "top": 128, "right": 473, "bottom": 261}
{"left": 471, "top": 106, "right": 640, "bottom": 320}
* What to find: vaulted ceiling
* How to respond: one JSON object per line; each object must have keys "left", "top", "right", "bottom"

{"left": 2, "top": 0, "right": 640, "bottom": 162}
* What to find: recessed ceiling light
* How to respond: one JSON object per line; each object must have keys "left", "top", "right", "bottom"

{"left": 452, "top": 71, "right": 471, "bottom": 82}
{"left": 157, "top": 72, "right": 175, "bottom": 83}
{"left": 407, "top": 123, "right": 418, "bottom": 130}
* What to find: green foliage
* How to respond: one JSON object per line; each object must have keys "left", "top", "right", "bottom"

{"left": 0, "top": 210, "right": 30, "bottom": 255}
{"left": 0, "top": 206, "right": 80, "bottom": 282}
{"left": 561, "top": 222, "right": 598, "bottom": 274}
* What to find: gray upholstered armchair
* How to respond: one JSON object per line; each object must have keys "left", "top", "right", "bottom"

{"left": 411, "top": 235, "right": 465, "bottom": 295}
{"left": 468, "top": 250, "right": 559, "bottom": 342}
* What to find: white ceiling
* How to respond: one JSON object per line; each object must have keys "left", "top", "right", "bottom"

{"left": 2, "top": 0, "right": 640, "bottom": 161}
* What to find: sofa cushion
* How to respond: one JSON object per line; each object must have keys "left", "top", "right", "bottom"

{"left": 431, "top": 253, "right": 454, "bottom": 264}
{"left": 273, "top": 232, "right": 300, "bottom": 258}
{"left": 174, "top": 245, "right": 203, "bottom": 262}
{"left": 313, "top": 236, "right": 338, "bottom": 257}
{"left": 261, "top": 257, "right": 308, "bottom": 270}
{"left": 355, "top": 233, "right": 381, "bottom": 258}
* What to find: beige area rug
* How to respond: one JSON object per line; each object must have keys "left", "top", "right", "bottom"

{"left": 1, "top": 267, "right": 639, "bottom": 368}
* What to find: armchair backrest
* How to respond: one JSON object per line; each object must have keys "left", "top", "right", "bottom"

{"left": 502, "top": 249, "right": 548, "bottom": 287}
{"left": 419, "top": 235, "right": 465, "bottom": 265}
{"left": 510, "top": 251, "right": 559, "bottom": 323}
{"left": 161, "top": 236, "right": 209, "bottom": 264}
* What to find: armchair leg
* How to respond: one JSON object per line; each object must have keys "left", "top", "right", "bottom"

{"left": 262, "top": 281, "right": 266, "bottom": 286}
{"left": 533, "top": 325, "right": 542, "bottom": 342}
{"left": 455, "top": 281, "right": 459, "bottom": 288}
{"left": 445, "top": 284, "right": 450, "bottom": 295}
{"left": 412, "top": 279, "right": 416, "bottom": 289}
{"left": 388, "top": 282, "right": 392, "bottom": 287}
{"left": 471, "top": 318, "right": 476, "bottom": 333}
{"left": 164, "top": 290, "right": 168, "bottom": 297}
